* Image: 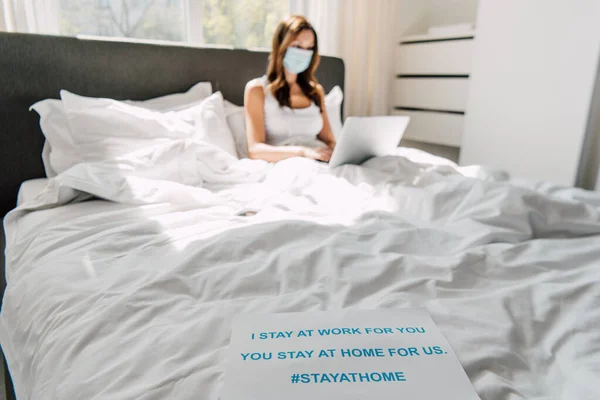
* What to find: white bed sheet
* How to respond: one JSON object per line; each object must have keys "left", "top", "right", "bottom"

{"left": 2, "top": 148, "right": 600, "bottom": 400}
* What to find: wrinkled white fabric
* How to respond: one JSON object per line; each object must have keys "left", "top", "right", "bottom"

{"left": 1, "top": 145, "right": 600, "bottom": 400}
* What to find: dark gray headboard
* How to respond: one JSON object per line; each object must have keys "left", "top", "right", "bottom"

{"left": 0, "top": 32, "right": 345, "bottom": 218}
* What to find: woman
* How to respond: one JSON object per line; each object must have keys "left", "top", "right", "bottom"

{"left": 244, "top": 15, "right": 336, "bottom": 163}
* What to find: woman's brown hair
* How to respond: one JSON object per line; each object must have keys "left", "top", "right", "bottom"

{"left": 266, "top": 15, "right": 322, "bottom": 111}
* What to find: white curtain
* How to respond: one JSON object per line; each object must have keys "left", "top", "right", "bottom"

{"left": 289, "top": 0, "right": 340, "bottom": 57}
{"left": 1, "top": 0, "right": 59, "bottom": 34}
{"left": 290, "top": 0, "right": 399, "bottom": 117}
{"left": 1, "top": 0, "right": 15, "bottom": 31}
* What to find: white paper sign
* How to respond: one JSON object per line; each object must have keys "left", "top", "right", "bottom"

{"left": 222, "top": 308, "right": 481, "bottom": 399}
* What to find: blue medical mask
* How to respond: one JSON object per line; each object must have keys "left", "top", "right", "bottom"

{"left": 283, "top": 46, "right": 314, "bottom": 74}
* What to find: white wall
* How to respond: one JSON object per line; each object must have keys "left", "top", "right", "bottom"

{"left": 460, "top": 0, "right": 600, "bottom": 186}
{"left": 580, "top": 61, "right": 600, "bottom": 190}
{"left": 595, "top": 121, "right": 600, "bottom": 191}
{"left": 395, "top": 0, "right": 479, "bottom": 39}
{"left": 590, "top": 109, "right": 600, "bottom": 190}
{"left": 426, "top": 0, "right": 479, "bottom": 27}
{"left": 395, "top": 0, "right": 428, "bottom": 40}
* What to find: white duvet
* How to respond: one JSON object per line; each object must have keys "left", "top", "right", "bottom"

{"left": 1, "top": 141, "right": 600, "bottom": 400}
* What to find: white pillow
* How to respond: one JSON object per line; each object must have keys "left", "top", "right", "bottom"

{"left": 60, "top": 90, "right": 198, "bottom": 162}
{"left": 60, "top": 90, "right": 237, "bottom": 163}
{"left": 41, "top": 141, "right": 55, "bottom": 177}
{"left": 185, "top": 92, "right": 238, "bottom": 158}
{"left": 123, "top": 81, "right": 212, "bottom": 111}
{"left": 224, "top": 100, "right": 248, "bottom": 158}
{"left": 32, "top": 81, "right": 212, "bottom": 176}
{"left": 17, "top": 178, "right": 51, "bottom": 206}
{"left": 325, "top": 86, "right": 343, "bottom": 138}
{"left": 32, "top": 99, "right": 84, "bottom": 176}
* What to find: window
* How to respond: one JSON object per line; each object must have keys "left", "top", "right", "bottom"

{"left": 57, "top": 0, "right": 289, "bottom": 48}
{"left": 59, "top": 0, "right": 187, "bottom": 42}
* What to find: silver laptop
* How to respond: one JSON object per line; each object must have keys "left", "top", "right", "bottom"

{"left": 328, "top": 116, "right": 410, "bottom": 168}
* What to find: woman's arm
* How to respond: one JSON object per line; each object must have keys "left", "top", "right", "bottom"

{"left": 316, "top": 85, "right": 336, "bottom": 150}
{"left": 245, "top": 81, "right": 308, "bottom": 162}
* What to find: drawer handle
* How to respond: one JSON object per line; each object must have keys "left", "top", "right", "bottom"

{"left": 394, "top": 106, "right": 465, "bottom": 115}
{"left": 400, "top": 36, "right": 474, "bottom": 45}
{"left": 396, "top": 74, "right": 469, "bottom": 79}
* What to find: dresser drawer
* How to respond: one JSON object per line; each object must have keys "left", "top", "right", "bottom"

{"left": 393, "top": 78, "right": 469, "bottom": 112}
{"left": 392, "top": 109, "right": 464, "bottom": 147}
{"left": 396, "top": 39, "right": 474, "bottom": 75}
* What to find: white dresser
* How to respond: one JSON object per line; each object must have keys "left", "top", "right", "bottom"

{"left": 391, "top": 31, "right": 475, "bottom": 149}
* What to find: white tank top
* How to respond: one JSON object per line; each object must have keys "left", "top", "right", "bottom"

{"left": 260, "top": 76, "right": 324, "bottom": 147}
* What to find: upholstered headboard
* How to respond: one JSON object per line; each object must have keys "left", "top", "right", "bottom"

{"left": 0, "top": 32, "right": 345, "bottom": 218}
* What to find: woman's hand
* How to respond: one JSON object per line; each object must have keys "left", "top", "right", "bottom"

{"left": 301, "top": 146, "right": 333, "bottom": 162}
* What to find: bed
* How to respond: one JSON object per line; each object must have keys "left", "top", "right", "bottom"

{"left": 1, "top": 32, "right": 600, "bottom": 400}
